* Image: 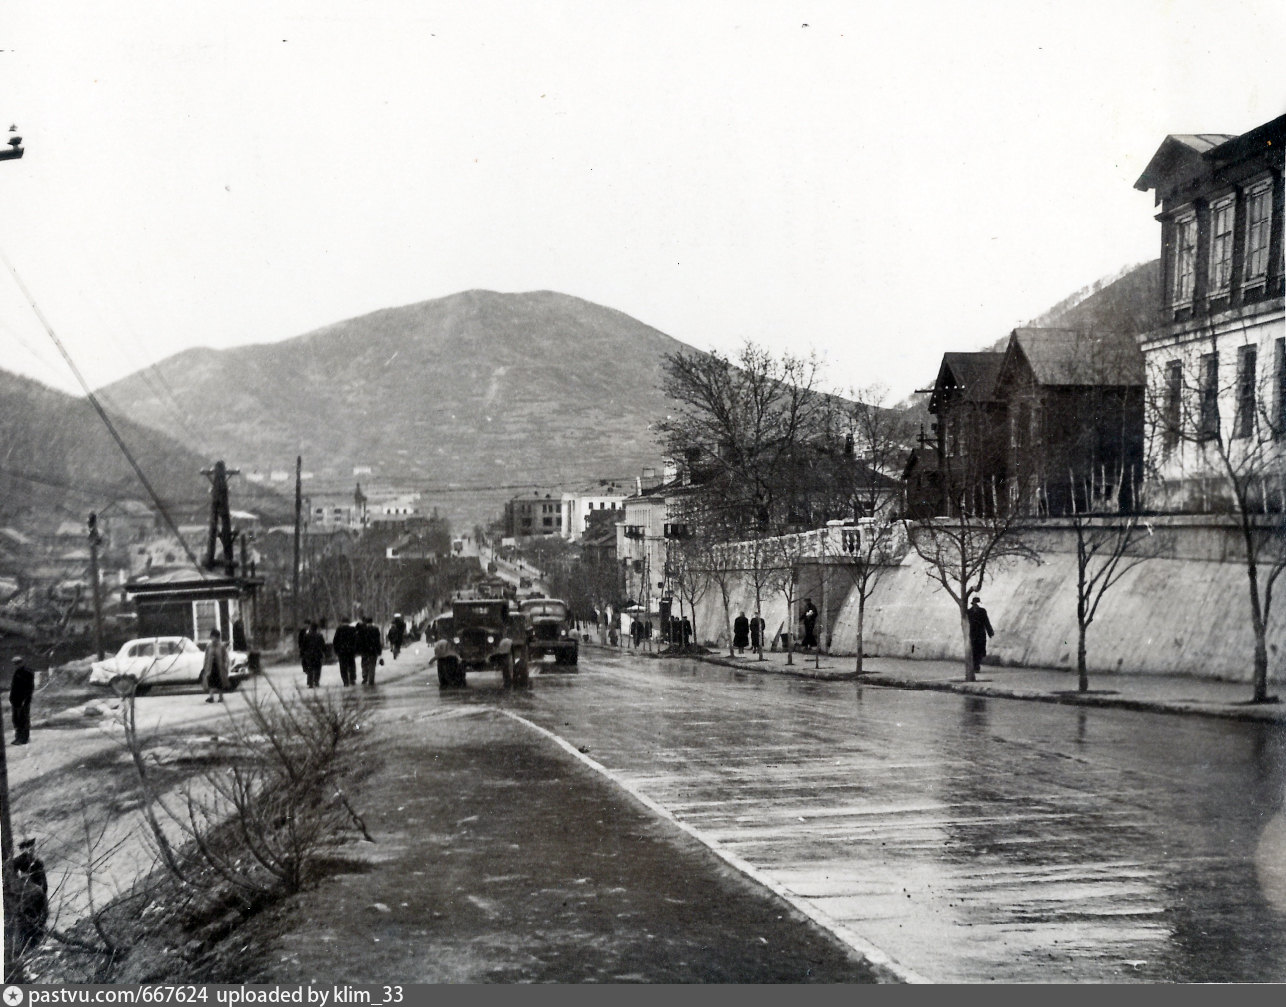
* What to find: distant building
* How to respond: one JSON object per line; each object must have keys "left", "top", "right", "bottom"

{"left": 1134, "top": 114, "right": 1285, "bottom": 510}
{"left": 505, "top": 491, "right": 564, "bottom": 538}
{"left": 560, "top": 479, "right": 629, "bottom": 541}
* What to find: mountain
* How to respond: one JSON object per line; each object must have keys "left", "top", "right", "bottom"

{"left": 980, "top": 260, "right": 1161, "bottom": 353}
{"left": 0, "top": 370, "right": 290, "bottom": 539}
{"left": 97, "top": 290, "right": 691, "bottom": 530}
{"left": 1024, "top": 260, "right": 1161, "bottom": 336}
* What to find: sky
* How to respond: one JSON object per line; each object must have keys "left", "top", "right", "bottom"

{"left": 0, "top": 0, "right": 1282, "bottom": 404}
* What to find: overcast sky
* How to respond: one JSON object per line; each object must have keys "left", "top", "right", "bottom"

{"left": 1, "top": 1, "right": 1282, "bottom": 404}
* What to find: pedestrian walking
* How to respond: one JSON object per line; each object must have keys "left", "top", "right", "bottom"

{"left": 201, "top": 628, "right": 230, "bottom": 703}
{"left": 358, "top": 615, "right": 383, "bottom": 685}
{"left": 300, "top": 621, "right": 326, "bottom": 688}
{"left": 630, "top": 617, "right": 644, "bottom": 650}
{"left": 733, "top": 612, "right": 750, "bottom": 653}
{"left": 751, "top": 614, "right": 765, "bottom": 652}
{"left": 9, "top": 655, "right": 34, "bottom": 745}
{"left": 801, "top": 598, "right": 819, "bottom": 649}
{"left": 333, "top": 616, "right": 359, "bottom": 686}
{"left": 681, "top": 616, "right": 693, "bottom": 649}
{"left": 967, "top": 596, "right": 995, "bottom": 674}
{"left": 388, "top": 613, "right": 406, "bottom": 660}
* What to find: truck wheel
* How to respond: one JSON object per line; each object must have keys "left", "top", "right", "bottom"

{"left": 567, "top": 649, "right": 578, "bottom": 669}
{"left": 438, "top": 658, "right": 461, "bottom": 688}
{"left": 502, "top": 653, "right": 514, "bottom": 688}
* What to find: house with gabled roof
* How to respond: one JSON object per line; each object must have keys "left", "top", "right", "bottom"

{"left": 924, "top": 351, "right": 1008, "bottom": 516}
{"left": 995, "top": 328, "right": 1145, "bottom": 516}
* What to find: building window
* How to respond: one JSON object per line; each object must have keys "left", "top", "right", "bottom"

{"left": 1164, "top": 359, "right": 1183, "bottom": 450}
{"left": 1208, "top": 197, "right": 1235, "bottom": 294}
{"left": 1234, "top": 345, "right": 1257, "bottom": 439}
{"left": 1244, "top": 181, "right": 1273, "bottom": 286}
{"left": 1198, "top": 351, "right": 1220, "bottom": 441}
{"left": 1172, "top": 211, "right": 1198, "bottom": 305}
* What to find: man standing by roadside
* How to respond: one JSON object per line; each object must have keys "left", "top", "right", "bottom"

{"left": 733, "top": 611, "right": 750, "bottom": 654}
{"left": 201, "top": 628, "right": 230, "bottom": 703}
{"left": 801, "top": 598, "right": 819, "bottom": 650}
{"left": 332, "top": 615, "right": 359, "bottom": 687}
{"left": 967, "top": 596, "right": 995, "bottom": 674}
{"left": 300, "top": 621, "right": 326, "bottom": 688}
{"left": 358, "top": 614, "right": 383, "bottom": 686}
{"left": 9, "top": 655, "right": 34, "bottom": 745}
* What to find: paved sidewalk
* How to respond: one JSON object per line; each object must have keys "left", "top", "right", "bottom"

{"left": 595, "top": 642, "right": 1286, "bottom": 724}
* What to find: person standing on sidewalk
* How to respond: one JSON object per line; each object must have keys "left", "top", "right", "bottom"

{"left": 9, "top": 655, "right": 34, "bottom": 745}
{"left": 201, "top": 628, "right": 230, "bottom": 703}
{"left": 733, "top": 612, "right": 750, "bottom": 653}
{"left": 967, "top": 597, "right": 995, "bottom": 674}
{"left": 801, "top": 598, "right": 819, "bottom": 649}
{"left": 332, "top": 615, "right": 359, "bottom": 686}
{"left": 300, "top": 621, "right": 326, "bottom": 688}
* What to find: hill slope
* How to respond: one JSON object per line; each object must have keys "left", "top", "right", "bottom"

{"left": 0, "top": 370, "right": 289, "bottom": 539}
{"left": 97, "top": 290, "right": 691, "bottom": 529}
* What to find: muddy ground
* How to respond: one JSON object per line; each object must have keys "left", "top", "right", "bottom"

{"left": 14, "top": 664, "right": 880, "bottom": 983}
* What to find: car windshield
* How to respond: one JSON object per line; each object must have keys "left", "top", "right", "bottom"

{"left": 522, "top": 601, "right": 568, "bottom": 619}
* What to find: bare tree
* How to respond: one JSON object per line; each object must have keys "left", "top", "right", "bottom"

{"left": 1145, "top": 324, "right": 1286, "bottom": 702}
{"left": 816, "top": 385, "right": 913, "bottom": 673}
{"left": 668, "top": 533, "right": 711, "bottom": 648}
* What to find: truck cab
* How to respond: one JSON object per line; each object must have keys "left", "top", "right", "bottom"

{"left": 519, "top": 597, "right": 578, "bottom": 669}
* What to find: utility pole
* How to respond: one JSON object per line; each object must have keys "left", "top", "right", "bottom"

{"left": 292, "top": 455, "right": 302, "bottom": 649}
{"left": 88, "top": 512, "right": 105, "bottom": 660}
{"left": 201, "top": 460, "right": 240, "bottom": 575}
{"left": 2, "top": 122, "right": 25, "bottom": 981}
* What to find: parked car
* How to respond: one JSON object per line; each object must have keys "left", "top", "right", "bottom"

{"left": 89, "top": 636, "right": 249, "bottom": 695}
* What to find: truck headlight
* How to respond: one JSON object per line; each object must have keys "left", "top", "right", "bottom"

{"left": 487, "top": 635, "right": 495, "bottom": 644}
{"left": 452, "top": 636, "right": 461, "bottom": 645}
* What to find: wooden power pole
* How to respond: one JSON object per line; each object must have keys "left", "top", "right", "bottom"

{"left": 88, "top": 513, "right": 105, "bottom": 660}
{"left": 292, "top": 455, "right": 302, "bottom": 649}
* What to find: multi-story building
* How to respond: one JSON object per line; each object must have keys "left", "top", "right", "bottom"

{"left": 505, "top": 491, "right": 564, "bottom": 538}
{"left": 1134, "top": 114, "right": 1285, "bottom": 510}
{"left": 560, "top": 479, "right": 629, "bottom": 542}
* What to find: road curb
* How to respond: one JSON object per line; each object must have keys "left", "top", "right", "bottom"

{"left": 851, "top": 674, "right": 1286, "bottom": 723}
{"left": 497, "top": 708, "right": 928, "bottom": 984}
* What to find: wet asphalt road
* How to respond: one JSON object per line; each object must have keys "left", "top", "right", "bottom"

{"left": 413, "top": 647, "right": 1286, "bottom": 983}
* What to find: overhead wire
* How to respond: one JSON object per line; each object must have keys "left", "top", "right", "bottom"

{"left": 0, "top": 247, "right": 210, "bottom": 577}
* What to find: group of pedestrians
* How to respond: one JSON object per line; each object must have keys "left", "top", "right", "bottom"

{"left": 732, "top": 611, "right": 767, "bottom": 653}
{"left": 305, "top": 613, "right": 401, "bottom": 687}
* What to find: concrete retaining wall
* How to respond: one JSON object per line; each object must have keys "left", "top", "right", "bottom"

{"left": 689, "top": 520, "right": 1285, "bottom": 684}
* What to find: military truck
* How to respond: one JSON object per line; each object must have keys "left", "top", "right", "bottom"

{"left": 433, "top": 597, "right": 531, "bottom": 688}
{"left": 519, "top": 597, "right": 578, "bottom": 669}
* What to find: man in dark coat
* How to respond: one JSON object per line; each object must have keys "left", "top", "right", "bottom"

{"left": 967, "top": 596, "right": 995, "bottom": 673}
{"left": 5, "top": 838, "right": 47, "bottom": 962}
{"left": 801, "top": 598, "right": 819, "bottom": 649}
{"left": 387, "top": 613, "right": 406, "bottom": 660}
{"left": 752, "top": 614, "right": 766, "bottom": 652}
{"left": 300, "top": 621, "right": 326, "bottom": 688}
{"left": 9, "top": 655, "right": 34, "bottom": 745}
{"left": 332, "top": 616, "right": 359, "bottom": 686}
{"left": 358, "top": 615, "right": 383, "bottom": 685}
{"left": 733, "top": 611, "right": 750, "bottom": 653}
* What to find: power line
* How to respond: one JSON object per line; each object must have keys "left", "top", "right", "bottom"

{"left": 0, "top": 249, "right": 209, "bottom": 576}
